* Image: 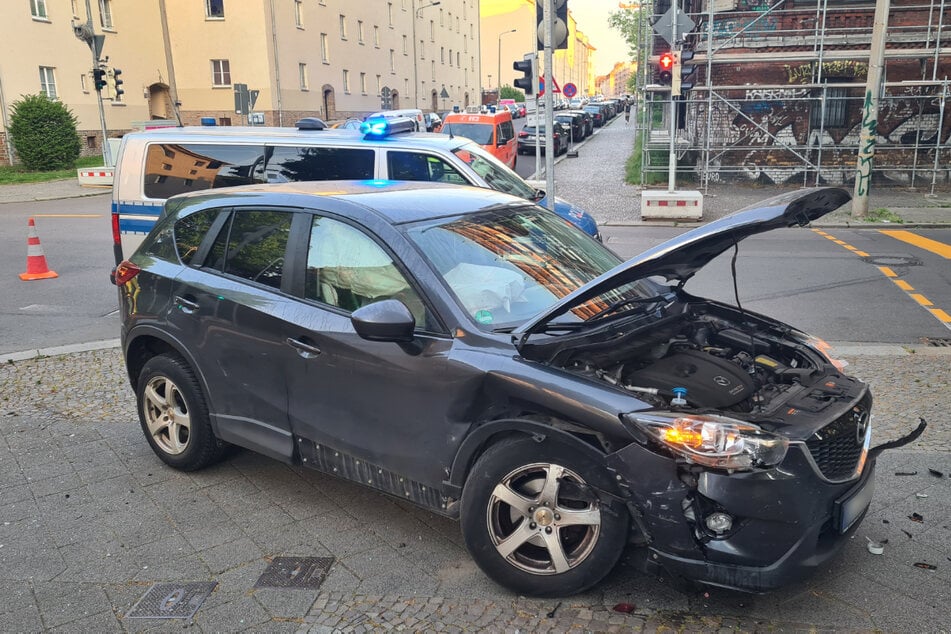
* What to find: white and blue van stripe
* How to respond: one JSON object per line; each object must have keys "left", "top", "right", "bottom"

{"left": 112, "top": 200, "right": 163, "bottom": 234}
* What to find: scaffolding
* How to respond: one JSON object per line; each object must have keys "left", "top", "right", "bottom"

{"left": 638, "top": 0, "right": 951, "bottom": 193}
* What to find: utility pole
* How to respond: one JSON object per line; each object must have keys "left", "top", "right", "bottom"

{"left": 852, "top": 0, "right": 890, "bottom": 218}
{"left": 667, "top": 3, "right": 679, "bottom": 193}
{"left": 74, "top": 0, "right": 111, "bottom": 166}
{"left": 543, "top": 0, "right": 555, "bottom": 211}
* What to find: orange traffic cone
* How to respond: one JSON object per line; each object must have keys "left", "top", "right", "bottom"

{"left": 19, "top": 217, "right": 58, "bottom": 281}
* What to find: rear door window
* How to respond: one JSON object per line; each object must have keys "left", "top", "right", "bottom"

{"left": 386, "top": 151, "right": 467, "bottom": 185}
{"left": 143, "top": 143, "right": 265, "bottom": 198}
{"left": 205, "top": 209, "right": 294, "bottom": 291}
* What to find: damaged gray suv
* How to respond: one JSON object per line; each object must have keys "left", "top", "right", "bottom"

{"left": 113, "top": 182, "right": 923, "bottom": 597}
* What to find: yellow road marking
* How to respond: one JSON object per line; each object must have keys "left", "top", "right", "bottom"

{"left": 893, "top": 279, "right": 914, "bottom": 291}
{"left": 880, "top": 230, "right": 951, "bottom": 259}
{"left": 33, "top": 214, "right": 101, "bottom": 218}
{"left": 930, "top": 308, "right": 951, "bottom": 323}
{"left": 878, "top": 266, "right": 897, "bottom": 277}
{"left": 854, "top": 250, "right": 869, "bottom": 257}
{"left": 910, "top": 293, "right": 934, "bottom": 307}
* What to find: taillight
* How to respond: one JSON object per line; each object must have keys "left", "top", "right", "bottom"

{"left": 112, "top": 260, "right": 140, "bottom": 286}
{"left": 518, "top": 131, "right": 528, "bottom": 137}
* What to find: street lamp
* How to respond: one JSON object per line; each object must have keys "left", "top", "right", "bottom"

{"left": 497, "top": 29, "right": 517, "bottom": 93}
{"left": 416, "top": 0, "right": 440, "bottom": 18}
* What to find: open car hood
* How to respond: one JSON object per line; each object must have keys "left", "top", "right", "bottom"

{"left": 514, "top": 187, "right": 850, "bottom": 340}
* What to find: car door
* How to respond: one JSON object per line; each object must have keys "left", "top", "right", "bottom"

{"left": 282, "top": 211, "right": 465, "bottom": 491}
{"left": 165, "top": 206, "right": 301, "bottom": 462}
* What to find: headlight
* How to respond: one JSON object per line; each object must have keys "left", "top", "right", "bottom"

{"left": 625, "top": 412, "right": 789, "bottom": 471}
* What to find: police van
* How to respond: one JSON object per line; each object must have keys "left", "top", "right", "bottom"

{"left": 110, "top": 117, "right": 600, "bottom": 264}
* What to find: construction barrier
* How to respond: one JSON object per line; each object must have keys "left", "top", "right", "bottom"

{"left": 77, "top": 167, "right": 114, "bottom": 187}
{"left": 19, "top": 217, "right": 58, "bottom": 281}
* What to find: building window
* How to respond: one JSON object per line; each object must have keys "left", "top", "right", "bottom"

{"left": 360, "top": 72, "right": 367, "bottom": 95}
{"left": 342, "top": 69, "right": 350, "bottom": 93}
{"left": 811, "top": 86, "right": 849, "bottom": 128}
{"left": 419, "top": 41, "right": 424, "bottom": 59}
{"left": 71, "top": 0, "right": 80, "bottom": 18}
{"left": 31, "top": 0, "right": 48, "bottom": 19}
{"left": 439, "top": 8, "right": 443, "bottom": 26}
{"left": 373, "top": 25, "right": 380, "bottom": 47}
{"left": 440, "top": 47, "right": 444, "bottom": 64}
{"left": 339, "top": 14, "right": 347, "bottom": 39}
{"left": 320, "top": 33, "right": 329, "bottom": 62}
{"left": 294, "top": 0, "right": 303, "bottom": 27}
{"left": 219, "top": 117, "right": 232, "bottom": 126}
{"left": 448, "top": 48, "right": 452, "bottom": 66}
{"left": 39, "top": 66, "right": 56, "bottom": 99}
{"left": 99, "top": 0, "right": 113, "bottom": 28}
{"left": 401, "top": 0, "right": 406, "bottom": 10}
{"left": 80, "top": 72, "right": 88, "bottom": 92}
{"left": 357, "top": 20, "right": 364, "bottom": 43}
{"left": 456, "top": 51, "right": 460, "bottom": 67}
{"left": 430, "top": 20, "right": 434, "bottom": 41}
{"left": 86, "top": 135, "right": 96, "bottom": 148}
{"left": 402, "top": 35, "right": 407, "bottom": 55}
{"left": 376, "top": 74, "right": 381, "bottom": 94}
{"left": 211, "top": 59, "right": 231, "bottom": 86}
{"left": 390, "top": 49, "right": 396, "bottom": 73}
{"left": 387, "top": 2, "right": 393, "bottom": 26}
{"left": 431, "top": 60, "right": 435, "bottom": 81}
{"left": 299, "top": 63, "right": 308, "bottom": 90}
{"left": 205, "top": 0, "right": 223, "bottom": 19}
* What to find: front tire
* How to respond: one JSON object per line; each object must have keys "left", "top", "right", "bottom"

{"left": 136, "top": 354, "right": 227, "bottom": 471}
{"left": 461, "top": 436, "right": 629, "bottom": 597}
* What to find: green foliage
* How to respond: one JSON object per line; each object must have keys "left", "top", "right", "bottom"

{"left": 499, "top": 85, "right": 525, "bottom": 102}
{"left": 608, "top": 6, "right": 650, "bottom": 83}
{"left": 0, "top": 155, "right": 101, "bottom": 185}
{"left": 864, "top": 208, "right": 904, "bottom": 223}
{"left": 8, "top": 94, "right": 82, "bottom": 171}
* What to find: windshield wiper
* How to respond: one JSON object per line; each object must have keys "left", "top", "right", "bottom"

{"left": 585, "top": 293, "right": 673, "bottom": 322}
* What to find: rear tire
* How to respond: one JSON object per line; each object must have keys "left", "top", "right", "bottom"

{"left": 461, "top": 435, "right": 629, "bottom": 597}
{"left": 136, "top": 354, "right": 227, "bottom": 471}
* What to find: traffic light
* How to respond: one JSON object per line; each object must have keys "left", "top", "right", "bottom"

{"left": 93, "top": 67, "right": 107, "bottom": 92}
{"left": 678, "top": 48, "right": 696, "bottom": 94}
{"left": 513, "top": 53, "right": 534, "bottom": 95}
{"left": 657, "top": 51, "right": 674, "bottom": 86}
{"left": 536, "top": 0, "right": 568, "bottom": 51}
{"left": 111, "top": 68, "right": 124, "bottom": 99}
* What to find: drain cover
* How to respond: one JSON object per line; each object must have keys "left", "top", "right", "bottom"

{"left": 126, "top": 582, "right": 217, "bottom": 619}
{"left": 863, "top": 254, "right": 922, "bottom": 267}
{"left": 925, "top": 338, "right": 951, "bottom": 347}
{"left": 254, "top": 556, "right": 334, "bottom": 589}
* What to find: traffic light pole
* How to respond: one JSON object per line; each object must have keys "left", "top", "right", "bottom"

{"left": 667, "top": 6, "right": 679, "bottom": 193}
{"left": 80, "top": 0, "right": 112, "bottom": 166}
{"left": 542, "top": 0, "right": 555, "bottom": 210}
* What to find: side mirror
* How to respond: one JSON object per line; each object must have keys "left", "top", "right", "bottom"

{"left": 351, "top": 299, "right": 415, "bottom": 343}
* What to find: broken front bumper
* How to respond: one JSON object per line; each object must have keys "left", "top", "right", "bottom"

{"left": 606, "top": 419, "right": 926, "bottom": 593}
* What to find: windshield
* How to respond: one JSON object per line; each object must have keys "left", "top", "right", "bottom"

{"left": 452, "top": 143, "right": 537, "bottom": 200}
{"left": 407, "top": 206, "right": 661, "bottom": 330}
{"left": 441, "top": 122, "right": 493, "bottom": 145}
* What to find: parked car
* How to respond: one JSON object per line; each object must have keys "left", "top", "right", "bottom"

{"left": 114, "top": 183, "right": 922, "bottom": 598}
{"left": 583, "top": 104, "right": 606, "bottom": 127}
{"left": 567, "top": 109, "right": 594, "bottom": 137}
{"left": 423, "top": 112, "right": 442, "bottom": 132}
{"left": 554, "top": 112, "right": 586, "bottom": 142}
{"left": 517, "top": 121, "right": 568, "bottom": 155}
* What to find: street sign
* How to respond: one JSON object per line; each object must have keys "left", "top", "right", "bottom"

{"left": 233, "top": 83, "right": 248, "bottom": 115}
{"left": 249, "top": 90, "right": 259, "bottom": 111}
{"left": 440, "top": 86, "right": 450, "bottom": 99}
{"left": 537, "top": 76, "right": 561, "bottom": 97}
{"left": 562, "top": 82, "right": 577, "bottom": 98}
{"left": 652, "top": 6, "right": 696, "bottom": 46}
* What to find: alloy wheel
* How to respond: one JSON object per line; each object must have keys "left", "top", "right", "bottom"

{"left": 142, "top": 375, "right": 192, "bottom": 455}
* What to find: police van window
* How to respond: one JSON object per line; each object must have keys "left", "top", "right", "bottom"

{"left": 256, "top": 146, "right": 374, "bottom": 183}
{"left": 144, "top": 143, "right": 265, "bottom": 198}
{"left": 206, "top": 210, "right": 293, "bottom": 291}
{"left": 387, "top": 151, "right": 466, "bottom": 184}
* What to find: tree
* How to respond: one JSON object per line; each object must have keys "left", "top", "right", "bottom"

{"left": 608, "top": 6, "right": 651, "bottom": 92}
{"left": 499, "top": 85, "right": 525, "bottom": 103}
{"left": 8, "top": 94, "right": 82, "bottom": 170}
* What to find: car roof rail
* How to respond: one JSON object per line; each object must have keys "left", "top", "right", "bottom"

{"left": 295, "top": 117, "right": 328, "bottom": 131}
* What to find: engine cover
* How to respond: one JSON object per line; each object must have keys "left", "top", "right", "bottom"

{"left": 624, "top": 349, "right": 755, "bottom": 408}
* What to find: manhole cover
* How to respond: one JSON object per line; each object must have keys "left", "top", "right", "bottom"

{"left": 254, "top": 557, "right": 334, "bottom": 589}
{"left": 863, "top": 254, "right": 922, "bottom": 267}
{"left": 126, "top": 582, "right": 216, "bottom": 619}
{"left": 924, "top": 338, "right": 951, "bottom": 347}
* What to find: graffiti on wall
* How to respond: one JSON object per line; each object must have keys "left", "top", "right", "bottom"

{"left": 712, "top": 15, "right": 778, "bottom": 41}
{"left": 785, "top": 61, "right": 869, "bottom": 84}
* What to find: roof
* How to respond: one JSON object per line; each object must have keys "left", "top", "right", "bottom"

{"left": 170, "top": 180, "right": 530, "bottom": 225}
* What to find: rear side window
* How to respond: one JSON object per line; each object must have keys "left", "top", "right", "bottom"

{"left": 144, "top": 143, "right": 264, "bottom": 198}
{"left": 257, "top": 146, "right": 374, "bottom": 183}
{"left": 206, "top": 210, "right": 293, "bottom": 290}
{"left": 387, "top": 151, "right": 466, "bottom": 184}
{"left": 498, "top": 120, "right": 515, "bottom": 143}
{"left": 174, "top": 208, "right": 220, "bottom": 265}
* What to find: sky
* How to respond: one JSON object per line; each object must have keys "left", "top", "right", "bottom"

{"left": 569, "top": 0, "right": 632, "bottom": 76}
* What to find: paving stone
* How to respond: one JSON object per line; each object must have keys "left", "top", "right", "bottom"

{"left": 196, "top": 536, "right": 264, "bottom": 575}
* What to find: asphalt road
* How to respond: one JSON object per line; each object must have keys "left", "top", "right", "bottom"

{"left": 1, "top": 191, "right": 949, "bottom": 355}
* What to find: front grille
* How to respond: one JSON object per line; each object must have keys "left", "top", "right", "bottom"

{"left": 805, "top": 395, "right": 871, "bottom": 481}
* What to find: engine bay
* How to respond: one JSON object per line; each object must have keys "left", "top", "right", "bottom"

{"left": 554, "top": 303, "right": 832, "bottom": 414}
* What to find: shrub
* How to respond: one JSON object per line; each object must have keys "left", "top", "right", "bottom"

{"left": 8, "top": 94, "right": 82, "bottom": 171}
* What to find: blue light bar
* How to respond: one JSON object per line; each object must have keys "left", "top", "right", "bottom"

{"left": 360, "top": 116, "right": 418, "bottom": 138}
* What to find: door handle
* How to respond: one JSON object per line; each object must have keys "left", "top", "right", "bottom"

{"left": 286, "top": 337, "right": 322, "bottom": 358}
{"left": 174, "top": 296, "right": 200, "bottom": 313}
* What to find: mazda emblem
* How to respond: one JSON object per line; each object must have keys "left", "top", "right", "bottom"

{"left": 713, "top": 375, "right": 731, "bottom": 386}
{"left": 853, "top": 408, "right": 870, "bottom": 445}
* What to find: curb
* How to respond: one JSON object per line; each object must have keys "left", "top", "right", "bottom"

{"left": 1, "top": 338, "right": 121, "bottom": 363}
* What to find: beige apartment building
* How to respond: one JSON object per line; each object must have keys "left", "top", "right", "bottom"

{"left": 0, "top": 0, "right": 481, "bottom": 165}
{"left": 480, "top": 0, "right": 595, "bottom": 99}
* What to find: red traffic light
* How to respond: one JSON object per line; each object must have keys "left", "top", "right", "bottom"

{"left": 659, "top": 52, "right": 674, "bottom": 70}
